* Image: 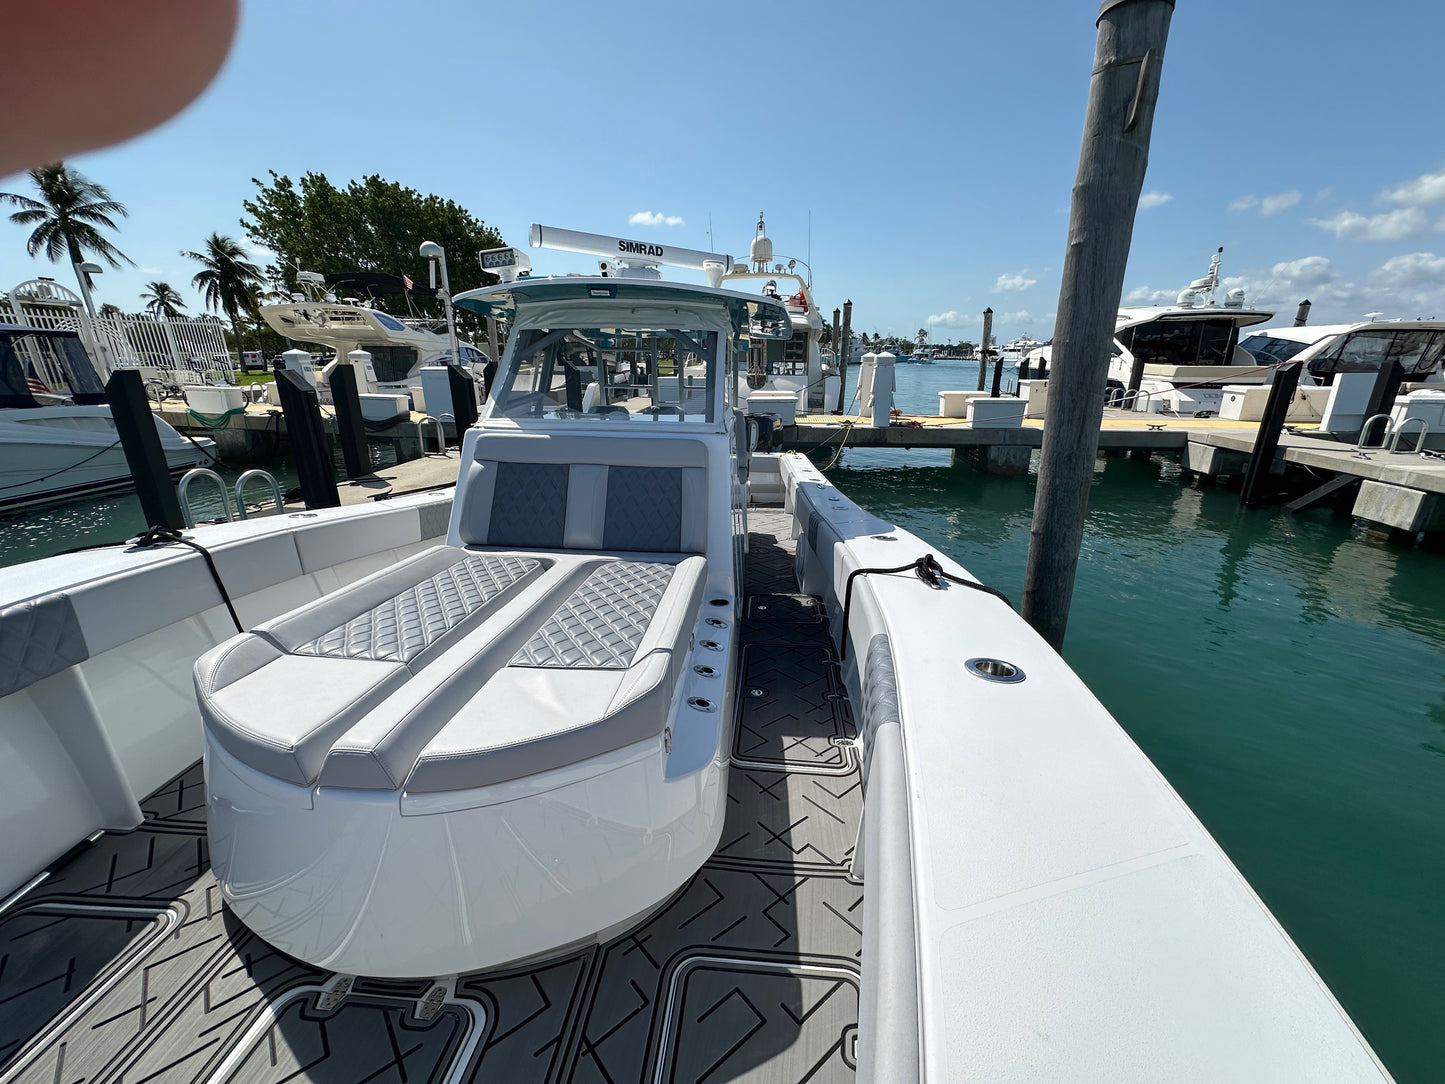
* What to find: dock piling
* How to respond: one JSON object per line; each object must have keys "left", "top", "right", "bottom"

{"left": 328, "top": 363, "right": 370, "bottom": 480}
{"left": 1293, "top": 299, "right": 1312, "bottom": 327}
{"left": 446, "top": 364, "right": 480, "bottom": 432}
{"left": 1360, "top": 359, "right": 1405, "bottom": 442}
{"left": 105, "top": 368, "right": 184, "bottom": 529}
{"left": 1239, "top": 362, "right": 1301, "bottom": 507}
{"left": 831, "top": 308, "right": 842, "bottom": 412}
{"left": 1021, "top": 0, "right": 1175, "bottom": 649}
{"left": 274, "top": 368, "right": 340, "bottom": 509}
{"left": 976, "top": 308, "right": 993, "bottom": 391}
{"left": 837, "top": 300, "right": 853, "bottom": 413}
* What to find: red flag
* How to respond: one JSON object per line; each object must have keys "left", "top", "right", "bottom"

{"left": 402, "top": 273, "right": 414, "bottom": 291}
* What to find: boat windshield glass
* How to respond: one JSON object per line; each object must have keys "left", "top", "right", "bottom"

{"left": 1307, "top": 328, "right": 1445, "bottom": 376}
{"left": 492, "top": 326, "right": 720, "bottom": 423}
{"left": 1126, "top": 318, "right": 1238, "bottom": 367}
{"left": 1240, "top": 335, "right": 1309, "bottom": 365}
{"left": 0, "top": 331, "right": 105, "bottom": 407}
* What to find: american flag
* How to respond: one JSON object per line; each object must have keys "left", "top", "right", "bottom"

{"left": 26, "top": 376, "right": 50, "bottom": 396}
{"left": 402, "top": 273, "right": 414, "bottom": 291}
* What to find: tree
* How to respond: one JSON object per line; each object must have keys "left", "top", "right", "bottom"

{"left": 99, "top": 303, "right": 123, "bottom": 318}
{"left": 241, "top": 171, "right": 505, "bottom": 318}
{"left": 917, "top": 327, "right": 928, "bottom": 345}
{"left": 140, "top": 281, "right": 187, "bottom": 319}
{"left": 184, "top": 233, "right": 263, "bottom": 360}
{"left": 0, "top": 162, "right": 131, "bottom": 298}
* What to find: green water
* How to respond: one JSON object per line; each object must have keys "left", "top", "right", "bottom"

{"left": 828, "top": 361, "right": 1445, "bottom": 1081}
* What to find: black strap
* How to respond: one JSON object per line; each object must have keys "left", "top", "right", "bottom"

{"left": 132, "top": 525, "right": 244, "bottom": 634}
{"left": 840, "top": 553, "right": 1012, "bottom": 660}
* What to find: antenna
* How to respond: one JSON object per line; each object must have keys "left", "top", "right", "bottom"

{"left": 708, "top": 212, "right": 713, "bottom": 250}
{"left": 529, "top": 224, "right": 733, "bottom": 280}
{"left": 807, "top": 210, "right": 812, "bottom": 288}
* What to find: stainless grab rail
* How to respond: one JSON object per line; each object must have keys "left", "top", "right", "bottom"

{"left": 177, "top": 468, "right": 232, "bottom": 527}
{"left": 1387, "top": 416, "right": 1429, "bottom": 454}
{"left": 233, "top": 469, "right": 285, "bottom": 519}
{"left": 417, "top": 415, "right": 447, "bottom": 455}
{"left": 1356, "top": 414, "right": 1394, "bottom": 450}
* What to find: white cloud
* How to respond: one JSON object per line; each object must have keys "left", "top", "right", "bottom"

{"left": 628, "top": 211, "right": 684, "bottom": 227}
{"left": 1260, "top": 190, "right": 1301, "bottom": 215}
{"left": 926, "top": 310, "right": 976, "bottom": 327}
{"left": 1308, "top": 207, "right": 1429, "bottom": 241}
{"left": 1137, "top": 191, "right": 1172, "bottom": 209}
{"left": 1002, "top": 309, "right": 1032, "bottom": 324}
{"left": 139, "top": 265, "right": 164, "bottom": 275}
{"left": 1229, "top": 190, "right": 1300, "bottom": 215}
{"left": 993, "top": 270, "right": 1036, "bottom": 293}
{"left": 1372, "top": 251, "right": 1445, "bottom": 288}
{"left": 1382, "top": 168, "right": 1445, "bottom": 208}
{"left": 1123, "top": 285, "right": 1178, "bottom": 305}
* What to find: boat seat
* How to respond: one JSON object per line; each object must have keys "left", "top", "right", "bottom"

{"left": 196, "top": 547, "right": 550, "bottom": 785}
{"left": 405, "top": 556, "right": 705, "bottom": 792}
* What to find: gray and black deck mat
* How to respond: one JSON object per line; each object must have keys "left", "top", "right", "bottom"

{"left": 0, "top": 512, "right": 862, "bottom": 1082}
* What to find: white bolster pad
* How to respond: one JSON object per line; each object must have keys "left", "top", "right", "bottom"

{"left": 196, "top": 647, "right": 410, "bottom": 787}
{"left": 405, "top": 650, "right": 672, "bottom": 793}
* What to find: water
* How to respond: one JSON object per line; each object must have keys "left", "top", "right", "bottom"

{"left": 5, "top": 363, "right": 1441, "bottom": 1077}
{"left": 826, "top": 360, "right": 1445, "bottom": 1082}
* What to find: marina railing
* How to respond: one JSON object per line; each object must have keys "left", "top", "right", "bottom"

{"left": 0, "top": 296, "right": 237, "bottom": 387}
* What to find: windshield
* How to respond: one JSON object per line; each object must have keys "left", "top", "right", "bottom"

{"left": 491, "top": 325, "right": 721, "bottom": 423}
{"left": 1240, "top": 334, "right": 1309, "bottom": 365}
{"left": 1308, "top": 328, "right": 1445, "bottom": 376}
{"left": 1122, "top": 318, "right": 1239, "bottom": 367}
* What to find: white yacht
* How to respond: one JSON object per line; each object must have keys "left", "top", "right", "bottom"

{"left": 999, "top": 334, "right": 1045, "bottom": 366}
{"left": 0, "top": 323, "right": 213, "bottom": 510}
{"left": 0, "top": 227, "right": 1392, "bottom": 1082}
{"left": 1031, "top": 250, "right": 1274, "bottom": 415}
{"left": 259, "top": 271, "right": 489, "bottom": 391}
{"left": 722, "top": 213, "right": 839, "bottom": 411}
{"left": 1242, "top": 319, "right": 1445, "bottom": 382}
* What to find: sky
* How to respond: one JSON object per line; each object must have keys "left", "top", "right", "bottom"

{"left": 2, "top": 0, "right": 1444, "bottom": 346}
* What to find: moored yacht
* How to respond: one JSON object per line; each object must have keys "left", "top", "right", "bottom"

{"left": 259, "top": 270, "right": 489, "bottom": 392}
{"left": 722, "top": 213, "right": 839, "bottom": 411}
{"left": 0, "top": 323, "right": 213, "bottom": 510}
{"left": 1032, "top": 249, "right": 1273, "bottom": 415}
{"left": 0, "top": 226, "right": 1393, "bottom": 1082}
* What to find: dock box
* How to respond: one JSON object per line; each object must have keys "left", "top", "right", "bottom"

{"left": 746, "top": 390, "right": 799, "bottom": 426}
{"left": 182, "top": 384, "right": 246, "bottom": 416}
{"left": 1017, "top": 379, "right": 1049, "bottom": 420}
{"left": 938, "top": 389, "right": 990, "bottom": 418}
{"left": 360, "top": 393, "right": 411, "bottom": 424}
{"left": 967, "top": 397, "right": 1024, "bottom": 429}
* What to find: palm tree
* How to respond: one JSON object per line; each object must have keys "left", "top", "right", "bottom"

{"left": 140, "top": 281, "right": 187, "bottom": 319}
{"left": 0, "top": 163, "right": 131, "bottom": 297}
{"left": 98, "top": 303, "right": 124, "bottom": 318}
{"left": 183, "top": 233, "right": 263, "bottom": 360}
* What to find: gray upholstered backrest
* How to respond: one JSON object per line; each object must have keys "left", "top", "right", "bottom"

{"left": 459, "top": 436, "right": 709, "bottom": 554}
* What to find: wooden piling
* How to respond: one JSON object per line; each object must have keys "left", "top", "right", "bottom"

{"left": 976, "top": 308, "right": 993, "bottom": 391}
{"left": 1239, "top": 362, "right": 1301, "bottom": 507}
{"left": 831, "top": 308, "right": 842, "bottom": 412}
{"left": 1021, "top": 0, "right": 1175, "bottom": 650}
{"left": 274, "top": 368, "right": 340, "bottom": 509}
{"left": 328, "top": 364, "right": 370, "bottom": 480}
{"left": 1293, "top": 299, "right": 1311, "bottom": 327}
{"left": 838, "top": 300, "right": 853, "bottom": 413}
{"left": 105, "top": 369, "right": 184, "bottom": 528}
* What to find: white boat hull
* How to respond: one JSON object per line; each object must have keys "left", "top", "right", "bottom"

{"left": 0, "top": 405, "right": 214, "bottom": 510}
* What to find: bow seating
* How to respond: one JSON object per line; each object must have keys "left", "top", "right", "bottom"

{"left": 195, "top": 432, "right": 726, "bottom": 977}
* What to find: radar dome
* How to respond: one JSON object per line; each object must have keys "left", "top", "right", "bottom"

{"left": 750, "top": 212, "right": 773, "bottom": 271}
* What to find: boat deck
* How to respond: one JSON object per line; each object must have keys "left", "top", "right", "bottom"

{"left": 0, "top": 510, "right": 863, "bottom": 1083}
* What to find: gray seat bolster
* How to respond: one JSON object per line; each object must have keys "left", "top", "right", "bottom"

{"left": 194, "top": 632, "right": 282, "bottom": 695}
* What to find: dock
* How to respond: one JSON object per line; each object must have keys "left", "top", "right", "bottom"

{"left": 779, "top": 411, "right": 1445, "bottom": 541}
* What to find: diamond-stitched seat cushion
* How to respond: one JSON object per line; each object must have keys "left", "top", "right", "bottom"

{"left": 511, "top": 561, "right": 674, "bottom": 669}
{"left": 295, "top": 554, "right": 540, "bottom": 664}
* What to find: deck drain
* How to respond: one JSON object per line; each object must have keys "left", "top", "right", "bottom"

{"left": 965, "top": 657, "right": 1026, "bottom": 684}
{"left": 699, "top": 639, "right": 723, "bottom": 651}
{"left": 823, "top": 691, "right": 848, "bottom": 702}
{"left": 704, "top": 617, "right": 728, "bottom": 629}
{"left": 708, "top": 598, "right": 729, "bottom": 606}
{"left": 830, "top": 736, "right": 859, "bottom": 749}
{"left": 687, "top": 697, "right": 716, "bottom": 712}
{"left": 747, "top": 687, "right": 768, "bottom": 698}
{"left": 693, "top": 664, "right": 718, "bottom": 677}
